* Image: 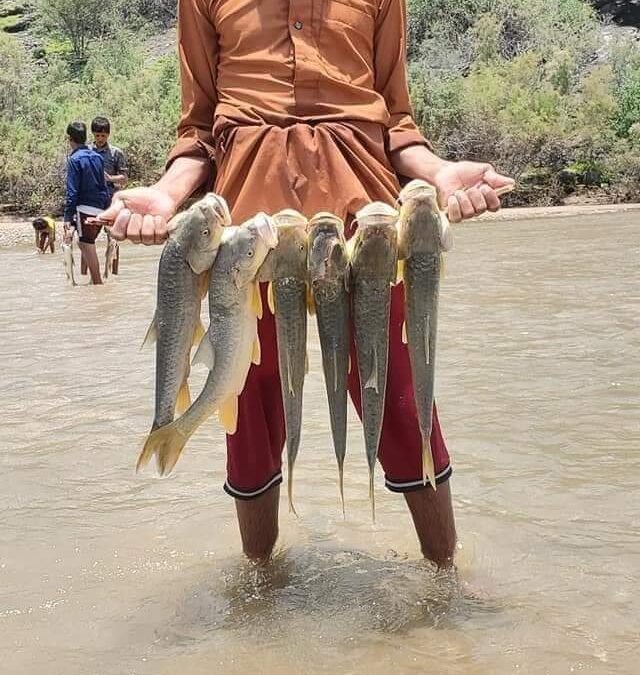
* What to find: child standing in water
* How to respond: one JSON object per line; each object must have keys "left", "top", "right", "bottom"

{"left": 99, "top": 0, "right": 514, "bottom": 566}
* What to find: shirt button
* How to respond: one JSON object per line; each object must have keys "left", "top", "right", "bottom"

{"left": 293, "top": 20, "right": 303, "bottom": 30}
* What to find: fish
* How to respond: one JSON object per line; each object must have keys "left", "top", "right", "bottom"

{"left": 397, "top": 179, "right": 450, "bottom": 490}
{"left": 141, "top": 193, "right": 231, "bottom": 439}
{"left": 307, "top": 212, "right": 350, "bottom": 515}
{"left": 104, "top": 232, "right": 119, "bottom": 279}
{"left": 349, "top": 202, "right": 399, "bottom": 521}
{"left": 62, "top": 241, "right": 77, "bottom": 286}
{"left": 137, "top": 212, "right": 278, "bottom": 476}
{"left": 258, "top": 209, "right": 309, "bottom": 515}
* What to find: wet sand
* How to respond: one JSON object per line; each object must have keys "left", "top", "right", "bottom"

{"left": 1, "top": 212, "right": 639, "bottom": 674}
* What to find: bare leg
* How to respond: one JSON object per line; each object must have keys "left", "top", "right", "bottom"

{"left": 81, "top": 255, "right": 88, "bottom": 275}
{"left": 78, "top": 242, "right": 103, "bottom": 285}
{"left": 404, "top": 480, "right": 457, "bottom": 568}
{"left": 235, "top": 485, "right": 280, "bottom": 560}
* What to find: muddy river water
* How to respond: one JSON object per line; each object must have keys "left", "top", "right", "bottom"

{"left": 1, "top": 213, "right": 638, "bottom": 674}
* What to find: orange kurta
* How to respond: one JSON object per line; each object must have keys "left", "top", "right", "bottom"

{"left": 166, "top": 0, "right": 452, "bottom": 498}
{"left": 166, "top": 0, "right": 430, "bottom": 223}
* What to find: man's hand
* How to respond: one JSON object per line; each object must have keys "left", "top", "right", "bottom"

{"left": 431, "top": 161, "right": 515, "bottom": 223}
{"left": 95, "top": 186, "right": 179, "bottom": 245}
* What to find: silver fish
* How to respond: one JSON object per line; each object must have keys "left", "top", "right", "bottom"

{"left": 104, "top": 231, "right": 119, "bottom": 279}
{"left": 258, "top": 209, "right": 309, "bottom": 514}
{"left": 141, "top": 193, "right": 230, "bottom": 442}
{"left": 308, "top": 212, "right": 350, "bottom": 514}
{"left": 349, "top": 202, "right": 399, "bottom": 521}
{"left": 62, "top": 241, "right": 77, "bottom": 286}
{"left": 137, "top": 213, "right": 278, "bottom": 476}
{"left": 397, "top": 180, "right": 450, "bottom": 490}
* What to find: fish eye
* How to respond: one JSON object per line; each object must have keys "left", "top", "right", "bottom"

{"left": 299, "top": 244, "right": 305, "bottom": 252}
{"left": 247, "top": 249, "right": 254, "bottom": 258}
{"left": 202, "top": 228, "right": 210, "bottom": 236}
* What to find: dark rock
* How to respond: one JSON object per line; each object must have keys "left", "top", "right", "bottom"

{"left": 591, "top": 0, "right": 640, "bottom": 27}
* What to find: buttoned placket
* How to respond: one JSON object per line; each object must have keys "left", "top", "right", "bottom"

{"left": 287, "top": 0, "right": 322, "bottom": 114}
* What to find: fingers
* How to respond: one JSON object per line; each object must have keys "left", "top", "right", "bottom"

{"left": 448, "top": 190, "right": 475, "bottom": 222}
{"left": 483, "top": 166, "right": 516, "bottom": 192}
{"left": 128, "top": 213, "right": 143, "bottom": 244}
{"left": 154, "top": 216, "right": 168, "bottom": 244}
{"left": 96, "top": 195, "right": 127, "bottom": 224}
{"left": 467, "top": 187, "right": 488, "bottom": 216}
{"left": 141, "top": 214, "right": 156, "bottom": 246}
{"left": 480, "top": 184, "right": 501, "bottom": 212}
{"left": 109, "top": 208, "right": 131, "bottom": 241}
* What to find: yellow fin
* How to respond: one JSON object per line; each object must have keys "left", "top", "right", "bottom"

{"left": 193, "top": 319, "right": 206, "bottom": 348}
{"left": 348, "top": 354, "right": 352, "bottom": 375}
{"left": 192, "top": 333, "right": 214, "bottom": 369}
{"left": 137, "top": 422, "right": 188, "bottom": 476}
{"left": 364, "top": 344, "right": 378, "bottom": 393}
{"left": 267, "top": 281, "right": 275, "bottom": 314}
{"left": 440, "top": 253, "right": 446, "bottom": 279}
{"left": 252, "top": 335, "right": 261, "bottom": 365}
{"left": 141, "top": 314, "right": 158, "bottom": 349}
{"left": 402, "top": 321, "right": 408, "bottom": 345}
{"left": 305, "top": 350, "right": 310, "bottom": 375}
{"left": 176, "top": 379, "right": 191, "bottom": 415}
{"left": 422, "top": 440, "right": 437, "bottom": 491}
{"left": 252, "top": 283, "right": 263, "bottom": 319}
{"left": 218, "top": 396, "right": 239, "bottom": 435}
{"left": 197, "top": 269, "right": 211, "bottom": 299}
{"left": 306, "top": 284, "right": 316, "bottom": 315}
{"left": 396, "top": 258, "right": 405, "bottom": 285}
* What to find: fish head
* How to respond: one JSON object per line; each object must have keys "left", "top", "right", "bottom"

{"left": 350, "top": 202, "right": 399, "bottom": 279}
{"left": 397, "top": 181, "right": 452, "bottom": 253}
{"left": 228, "top": 213, "right": 278, "bottom": 288}
{"left": 308, "top": 213, "right": 347, "bottom": 283}
{"left": 169, "top": 193, "right": 232, "bottom": 273}
{"left": 259, "top": 209, "right": 308, "bottom": 281}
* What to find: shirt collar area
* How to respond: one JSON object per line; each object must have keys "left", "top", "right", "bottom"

{"left": 71, "top": 144, "right": 88, "bottom": 155}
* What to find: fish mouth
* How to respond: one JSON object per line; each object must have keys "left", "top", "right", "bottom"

{"left": 354, "top": 201, "right": 398, "bottom": 227}
{"left": 253, "top": 212, "right": 279, "bottom": 249}
{"left": 201, "top": 193, "right": 232, "bottom": 227}
{"left": 273, "top": 209, "right": 307, "bottom": 228}
{"left": 398, "top": 180, "right": 438, "bottom": 205}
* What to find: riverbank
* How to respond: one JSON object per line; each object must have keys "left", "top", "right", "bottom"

{"left": 2, "top": 202, "right": 639, "bottom": 248}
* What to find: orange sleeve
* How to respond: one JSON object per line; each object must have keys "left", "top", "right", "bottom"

{"left": 374, "top": 0, "right": 432, "bottom": 154}
{"left": 166, "top": 0, "right": 219, "bottom": 177}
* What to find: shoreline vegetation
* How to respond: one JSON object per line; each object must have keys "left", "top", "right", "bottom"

{"left": 2, "top": 202, "right": 638, "bottom": 248}
{"left": 1, "top": 0, "right": 639, "bottom": 214}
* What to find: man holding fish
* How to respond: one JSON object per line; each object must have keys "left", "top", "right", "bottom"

{"left": 99, "top": 0, "right": 514, "bottom": 567}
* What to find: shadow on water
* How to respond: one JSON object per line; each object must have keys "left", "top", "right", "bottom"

{"left": 155, "top": 546, "right": 504, "bottom": 650}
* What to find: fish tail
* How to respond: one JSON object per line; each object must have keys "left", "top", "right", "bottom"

{"left": 288, "top": 465, "right": 298, "bottom": 517}
{"left": 175, "top": 379, "right": 191, "bottom": 415}
{"left": 422, "top": 438, "right": 437, "bottom": 491}
{"left": 338, "top": 462, "right": 345, "bottom": 519}
{"left": 137, "top": 423, "right": 189, "bottom": 477}
{"left": 369, "top": 468, "right": 376, "bottom": 524}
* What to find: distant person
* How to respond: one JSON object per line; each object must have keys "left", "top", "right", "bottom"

{"left": 90, "top": 116, "right": 128, "bottom": 200}
{"left": 63, "top": 121, "right": 110, "bottom": 285}
{"left": 91, "top": 116, "right": 128, "bottom": 275}
{"left": 32, "top": 217, "right": 56, "bottom": 254}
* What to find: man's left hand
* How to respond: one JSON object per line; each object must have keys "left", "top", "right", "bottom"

{"left": 431, "top": 161, "right": 515, "bottom": 223}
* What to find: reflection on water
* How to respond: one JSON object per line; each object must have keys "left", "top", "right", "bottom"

{"left": 1, "top": 215, "right": 639, "bottom": 675}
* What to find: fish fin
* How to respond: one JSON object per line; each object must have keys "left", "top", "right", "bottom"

{"left": 348, "top": 354, "right": 352, "bottom": 375}
{"left": 175, "top": 379, "right": 191, "bottom": 415}
{"left": 345, "top": 235, "right": 357, "bottom": 261}
{"left": 192, "top": 319, "right": 206, "bottom": 349}
{"left": 306, "top": 284, "right": 316, "bottom": 315}
{"left": 364, "top": 344, "right": 379, "bottom": 394}
{"left": 141, "top": 314, "right": 158, "bottom": 350}
{"left": 338, "top": 463, "right": 345, "bottom": 519}
{"left": 252, "top": 335, "right": 262, "bottom": 365}
{"left": 440, "top": 253, "right": 446, "bottom": 279}
{"left": 137, "top": 422, "right": 189, "bottom": 476}
{"left": 218, "top": 397, "right": 239, "bottom": 435}
{"left": 401, "top": 321, "right": 408, "bottom": 345}
{"left": 192, "top": 334, "right": 214, "bottom": 369}
{"left": 288, "top": 464, "right": 298, "bottom": 517}
{"left": 333, "top": 350, "right": 338, "bottom": 392}
{"left": 424, "top": 315, "right": 430, "bottom": 365}
{"left": 422, "top": 439, "right": 437, "bottom": 491}
{"left": 396, "top": 258, "right": 405, "bottom": 285}
{"left": 267, "top": 281, "right": 275, "bottom": 314}
{"left": 305, "top": 350, "right": 310, "bottom": 375}
{"left": 369, "top": 468, "right": 376, "bottom": 524}
{"left": 197, "top": 269, "right": 211, "bottom": 299}
{"left": 252, "top": 282, "right": 263, "bottom": 319}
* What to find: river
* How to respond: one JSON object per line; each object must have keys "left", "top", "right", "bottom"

{"left": 1, "top": 213, "right": 638, "bottom": 674}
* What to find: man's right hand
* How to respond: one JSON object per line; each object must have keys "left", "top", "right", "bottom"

{"left": 96, "top": 186, "right": 178, "bottom": 245}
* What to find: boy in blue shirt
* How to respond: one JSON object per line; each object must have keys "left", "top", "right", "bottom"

{"left": 63, "top": 121, "right": 110, "bottom": 285}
